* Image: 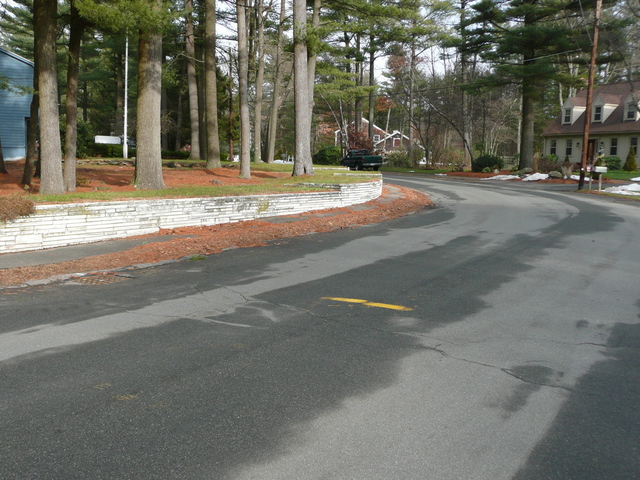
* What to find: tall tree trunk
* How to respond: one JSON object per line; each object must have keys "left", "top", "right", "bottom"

{"left": 408, "top": 41, "right": 415, "bottom": 164}
{"left": 518, "top": 6, "right": 536, "bottom": 171}
{"left": 35, "top": 0, "right": 64, "bottom": 195}
{"left": 134, "top": 17, "right": 166, "bottom": 190}
{"left": 197, "top": 46, "right": 207, "bottom": 158}
{"left": 265, "top": 0, "right": 286, "bottom": 164}
{"left": 161, "top": 80, "right": 169, "bottom": 151}
{"left": 307, "top": 0, "right": 320, "bottom": 154}
{"left": 0, "top": 136, "right": 7, "bottom": 174}
{"left": 205, "top": 0, "right": 222, "bottom": 169}
{"left": 237, "top": 0, "right": 251, "bottom": 178}
{"left": 253, "top": 0, "right": 265, "bottom": 163}
{"left": 293, "top": 0, "right": 313, "bottom": 175}
{"left": 22, "top": 32, "right": 40, "bottom": 186}
{"left": 185, "top": 0, "right": 201, "bottom": 159}
{"left": 519, "top": 81, "right": 535, "bottom": 170}
{"left": 354, "top": 34, "right": 362, "bottom": 133}
{"left": 115, "top": 51, "right": 124, "bottom": 135}
{"left": 459, "top": 0, "right": 473, "bottom": 168}
{"left": 228, "top": 50, "right": 234, "bottom": 162}
{"left": 368, "top": 35, "right": 375, "bottom": 143}
{"left": 174, "top": 84, "right": 184, "bottom": 151}
{"left": 63, "top": 2, "right": 85, "bottom": 192}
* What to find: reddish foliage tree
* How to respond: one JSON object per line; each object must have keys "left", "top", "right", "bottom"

{"left": 347, "top": 125, "right": 373, "bottom": 151}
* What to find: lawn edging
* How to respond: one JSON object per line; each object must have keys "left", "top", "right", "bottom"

{"left": 0, "top": 180, "right": 382, "bottom": 254}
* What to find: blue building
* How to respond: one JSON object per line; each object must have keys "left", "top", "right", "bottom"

{"left": 0, "top": 47, "right": 34, "bottom": 160}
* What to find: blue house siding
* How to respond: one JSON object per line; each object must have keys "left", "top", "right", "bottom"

{"left": 0, "top": 47, "right": 34, "bottom": 160}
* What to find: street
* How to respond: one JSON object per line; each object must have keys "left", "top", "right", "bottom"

{"left": 1, "top": 175, "right": 639, "bottom": 479}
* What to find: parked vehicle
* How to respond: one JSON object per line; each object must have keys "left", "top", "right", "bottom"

{"left": 339, "top": 149, "right": 384, "bottom": 171}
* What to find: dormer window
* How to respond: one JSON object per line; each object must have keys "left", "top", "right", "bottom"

{"left": 593, "top": 106, "right": 603, "bottom": 122}
{"left": 563, "top": 109, "right": 571, "bottom": 124}
{"left": 626, "top": 103, "right": 637, "bottom": 121}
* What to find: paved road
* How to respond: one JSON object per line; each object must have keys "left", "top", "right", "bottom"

{"left": 1, "top": 175, "right": 639, "bottom": 479}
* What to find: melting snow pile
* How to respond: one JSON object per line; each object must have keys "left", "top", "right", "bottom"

{"left": 604, "top": 183, "right": 640, "bottom": 196}
{"left": 481, "top": 175, "right": 520, "bottom": 181}
{"left": 522, "top": 173, "right": 549, "bottom": 182}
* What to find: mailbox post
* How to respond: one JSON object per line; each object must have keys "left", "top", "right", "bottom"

{"left": 595, "top": 165, "right": 607, "bottom": 191}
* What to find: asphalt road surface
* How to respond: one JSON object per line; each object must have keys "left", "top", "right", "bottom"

{"left": 1, "top": 175, "right": 639, "bottom": 479}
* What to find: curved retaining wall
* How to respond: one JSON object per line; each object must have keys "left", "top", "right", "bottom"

{"left": 0, "top": 180, "right": 382, "bottom": 254}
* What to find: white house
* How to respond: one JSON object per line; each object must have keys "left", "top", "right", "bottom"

{"left": 334, "top": 118, "right": 423, "bottom": 153}
{"left": 542, "top": 81, "right": 640, "bottom": 164}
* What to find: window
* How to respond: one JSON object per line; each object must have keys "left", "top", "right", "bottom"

{"left": 373, "top": 135, "right": 381, "bottom": 143}
{"left": 393, "top": 138, "right": 401, "bottom": 147}
{"left": 550, "top": 140, "right": 557, "bottom": 156}
{"left": 631, "top": 137, "right": 638, "bottom": 152}
{"left": 610, "top": 138, "right": 618, "bottom": 156}
{"left": 566, "top": 139, "right": 573, "bottom": 156}
{"left": 594, "top": 106, "right": 602, "bottom": 122}
{"left": 563, "top": 109, "right": 571, "bottom": 124}
{"left": 627, "top": 103, "right": 637, "bottom": 121}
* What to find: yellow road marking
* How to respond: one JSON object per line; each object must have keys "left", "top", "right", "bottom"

{"left": 322, "top": 297, "right": 413, "bottom": 311}
{"left": 94, "top": 383, "right": 113, "bottom": 391}
{"left": 114, "top": 394, "right": 137, "bottom": 401}
{"left": 325, "top": 297, "right": 368, "bottom": 304}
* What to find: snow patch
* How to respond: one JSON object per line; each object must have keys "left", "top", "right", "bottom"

{"left": 481, "top": 175, "right": 521, "bottom": 181}
{"left": 522, "top": 173, "right": 549, "bottom": 182}
{"left": 604, "top": 183, "right": 640, "bottom": 196}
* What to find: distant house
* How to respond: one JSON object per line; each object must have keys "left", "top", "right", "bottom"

{"left": 542, "top": 81, "right": 640, "bottom": 164}
{"left": 0, "top": 47, "right": 34, "bottom": 161}
{"left": 334, "top": 118, "right": 423, "bottom": 153}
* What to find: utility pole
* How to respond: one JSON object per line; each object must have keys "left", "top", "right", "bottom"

{"left": 578, "top": 0, "right": 602, "bottom": 190}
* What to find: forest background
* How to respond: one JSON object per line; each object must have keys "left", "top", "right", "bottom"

{"left": 0, "top": 0, "right": 639, "bottom": 194}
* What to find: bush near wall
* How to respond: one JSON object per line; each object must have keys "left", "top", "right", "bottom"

{"left": 384, "top": 151, "right": 412, "bottom": 168}
{"left": 602, "top": 156, "right": 621, "bottom": 170}
{"left": 471, "top": 155, "right": 504, "bottom": 173}
{"left": 313, "top": 146, "right": 342, "bottom": 165}
{"left": 536, "top": 155, "right": 562, "bottom": 173}
{"left": 0, "top": 197, "right": 35, "bottom": 222}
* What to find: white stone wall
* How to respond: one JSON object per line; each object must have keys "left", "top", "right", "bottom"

{"left": 0, "top": 180, "right": 382, "bottom": 253}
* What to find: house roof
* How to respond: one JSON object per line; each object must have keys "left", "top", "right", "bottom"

{"left": 0, "top": 47, "right": 34, "bottom": 68}
{"left": 596, "top": 93, "right": 622, "bottom": 104}
{"left": 544, "top": 81, "right": 640, "bottom": 137}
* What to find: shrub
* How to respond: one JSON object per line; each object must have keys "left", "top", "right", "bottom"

{"left": 623, "top": 147, "right": 637, "bottom": 172}
{"left": 603, "top": 155, "right": 621, "bottom": 170}
{"left": 313, "top": 146, "right": 342, "bottom": 165}
{"left": 0, "top": 196, "right": 36, "bottom": 223}
{"left": 161, "top": 150, "right": 190, "bottom": 160}
{"left": 384, "top": 150, "right": 412, "bottom": 168}
{"left": 537, "top": 155, "right": 562, "bottom": 173}
{"left": 471, "top": 154, "right": 503, "bottom": 173}
{"left": 90, "top": 144, "right": 137, "bottom": 159}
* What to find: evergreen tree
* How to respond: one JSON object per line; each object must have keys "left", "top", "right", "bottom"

{"left": 460, "top": 0, "right": 597, "bottom": 170}
{"left": 623, "top": 146, "right": 637, "bottom": 172}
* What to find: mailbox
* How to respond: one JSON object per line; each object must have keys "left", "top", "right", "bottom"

{"left": 595, "top": 166, "right": 608, "bottom": 173}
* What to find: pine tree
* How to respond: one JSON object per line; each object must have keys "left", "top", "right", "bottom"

{"left": 623, "top": 147, "right": 637, "bottom": 172}
{"left": 460, "top": 0, "right": 597, "bottom": 170}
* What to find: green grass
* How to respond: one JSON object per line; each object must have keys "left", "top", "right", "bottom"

{"left": 602, "top": 171, "right": 640, "bottom": 181}
{"left": 31, "top": 166, "right": 375, "bottom": 204}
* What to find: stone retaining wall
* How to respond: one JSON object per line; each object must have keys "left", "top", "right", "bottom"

{"left": 0, "top": 180, "right": 382, "bottom": 254}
